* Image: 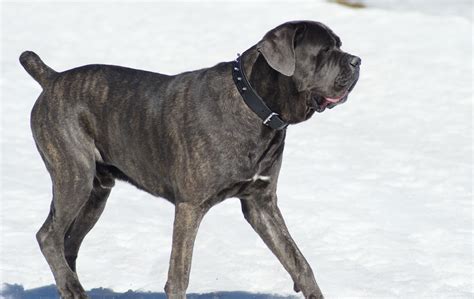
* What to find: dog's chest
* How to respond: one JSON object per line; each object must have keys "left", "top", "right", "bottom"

{"left": 230, "top": 130, "right": 286, "bottom": 191}
{"left": 248, "top": 173, "right": 271, "bottom": 182}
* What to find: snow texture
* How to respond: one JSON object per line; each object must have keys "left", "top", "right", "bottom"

{"left": 1, "top": 1, "right": 472, "bottom": 298}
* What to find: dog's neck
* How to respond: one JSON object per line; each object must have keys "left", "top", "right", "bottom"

{"left": 241, "top": 47, "right": 311, "bottom": 125}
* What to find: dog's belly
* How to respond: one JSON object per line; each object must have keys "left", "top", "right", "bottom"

{"left": 92, "top": 108, "right": 282, "bottom": 205}
{"left": 94, "top": 116, "right": 268, "bottom": 204}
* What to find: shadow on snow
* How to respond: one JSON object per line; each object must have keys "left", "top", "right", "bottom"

{"left": 1, "top": 284, "right": 298, "bottom": 299}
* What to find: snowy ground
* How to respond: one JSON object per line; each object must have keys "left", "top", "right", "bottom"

{"left": 1, "top": 1, "right": 472, "bottom": 298}
{"left": 347, "top": 0, "right": 472, "bottom": 20}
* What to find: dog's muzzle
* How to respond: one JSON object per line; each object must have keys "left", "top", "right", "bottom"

{"left": 311, "top": 72, "right": 359, "bottom": 113}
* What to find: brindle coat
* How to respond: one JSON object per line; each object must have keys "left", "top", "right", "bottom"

{"left": 21, "top": 21, "right": 360, "bottom": 299}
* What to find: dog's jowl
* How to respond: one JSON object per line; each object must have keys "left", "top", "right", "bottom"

{"left": 21, "top": 21, "right": 360, "bottom": 299}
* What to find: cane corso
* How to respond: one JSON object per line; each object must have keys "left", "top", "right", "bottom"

{"left": 21, "top": 21, "right": 360, "bottom": 299}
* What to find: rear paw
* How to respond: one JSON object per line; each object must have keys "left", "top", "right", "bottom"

{"left": 58, "top": 279, "right": 88, "bottom": 299}
{"left": 308, "top": 293, "right": 324, "bottom": 299}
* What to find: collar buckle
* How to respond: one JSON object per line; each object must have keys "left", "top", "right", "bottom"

{"left": 263, "top": 112, "right": 288, "bottom": 130}
{"left": 263, "top": 112, "right": 279, "bottom": 126}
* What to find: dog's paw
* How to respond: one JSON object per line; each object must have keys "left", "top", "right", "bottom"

{"left": 294, "top": 282, "right": 324, "bottom": 299}
{"left": 293, "top": 282, "right": 324, "bottom": 299}
{"left": 308, "top": 293, "right": 324, "bottom": 299}
{"left": 58, "top": 279, "right": 88, "bottom": 299}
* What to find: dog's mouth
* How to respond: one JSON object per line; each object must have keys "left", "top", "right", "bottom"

{"left": 310, "top": 77, "right": 358, "bottom": 113}
{"left": 314, "top": 93, "right": 348, "bottom": 112}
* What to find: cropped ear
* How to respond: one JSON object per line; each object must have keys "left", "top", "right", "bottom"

{"left": 256, "top": 22, "right": 305, "bottom": 77}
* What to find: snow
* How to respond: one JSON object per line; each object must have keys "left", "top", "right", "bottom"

{"left": 1, "top": 1, "right": 472, "bottom": 298}
{"left": 358, "top": 0, "right": 472, "bottom": 20}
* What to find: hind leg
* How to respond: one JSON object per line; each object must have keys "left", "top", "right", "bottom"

{"left": 64, "top": 178, "right": 112, "bottom": 272}
{"left": 35, "top": 134, "right": 96, "bottom": 298}
{"left": 37, "top": 169, "right": 94, "bottom": 298}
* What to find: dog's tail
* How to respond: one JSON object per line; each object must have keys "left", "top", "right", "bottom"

{"left": 19, "top": 51, "right": 57, "bottom": 88}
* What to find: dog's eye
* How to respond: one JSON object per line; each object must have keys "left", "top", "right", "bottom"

{"left": 321, "top": 46, "right": 331, "bottom": 53}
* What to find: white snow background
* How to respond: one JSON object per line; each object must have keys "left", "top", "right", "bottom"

{"left": 1, "top": 0, "right": 472, "bottom": 298}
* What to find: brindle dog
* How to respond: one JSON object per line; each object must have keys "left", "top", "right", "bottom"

{"left": 21, "top": 21, "right": 360, "bottom": 299}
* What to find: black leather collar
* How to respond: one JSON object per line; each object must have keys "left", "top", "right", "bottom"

{"left": 232, "top": 54, "right": 288, "bottom": 130}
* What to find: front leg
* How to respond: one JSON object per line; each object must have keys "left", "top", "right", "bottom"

{"left": 240, "top": 194, "right": 324, "bottom": 299}
{"left": 165, "top": 202, "right": 205, "bottom": 299}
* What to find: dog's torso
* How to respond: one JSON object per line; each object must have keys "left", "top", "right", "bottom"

{"left": 31, "top": 58, "right": 284, "bottom": 207}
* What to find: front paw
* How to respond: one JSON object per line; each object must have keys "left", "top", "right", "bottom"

{"left": 293, "top": 282, "right": 324, "bottom": 299}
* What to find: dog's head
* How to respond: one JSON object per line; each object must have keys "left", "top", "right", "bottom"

{"left": 257, "top": 21, "right": 360, "bottom": 114}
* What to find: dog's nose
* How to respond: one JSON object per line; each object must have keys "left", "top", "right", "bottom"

{"left": 349, "top": 56, "right": 361, "bottom": 68}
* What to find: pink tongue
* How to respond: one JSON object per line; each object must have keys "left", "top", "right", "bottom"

{"left": 325, "top": 94, "right": 345, "bottom": 103}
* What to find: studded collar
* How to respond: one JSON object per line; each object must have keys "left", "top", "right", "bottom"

{"left": 232, "top": 53, "right": 288, "bottom": 130}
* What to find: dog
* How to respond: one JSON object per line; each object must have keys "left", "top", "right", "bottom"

{"left": 20, "top": 20, "right": 360, "bottom": 299}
